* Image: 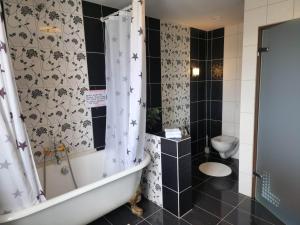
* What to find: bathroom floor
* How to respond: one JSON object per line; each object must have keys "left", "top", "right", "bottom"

{"left": 89, "top": 154, "right": 284, "bottom": 225}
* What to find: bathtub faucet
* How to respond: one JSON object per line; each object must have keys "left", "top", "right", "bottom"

{"left": 54, "top": 143, "right": 66, "bottom": 165}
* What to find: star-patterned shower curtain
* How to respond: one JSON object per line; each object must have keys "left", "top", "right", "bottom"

{"left": 104, "top": 0, "right": 146, "bottom": 176}
{"left": 0, "top": 5, "right": 45, "bottom": 215}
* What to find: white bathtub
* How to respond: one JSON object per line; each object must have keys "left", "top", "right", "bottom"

{"left": 0, "top": 150, "right": 150, "bottom": 225}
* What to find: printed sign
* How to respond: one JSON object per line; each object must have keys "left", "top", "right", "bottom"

{"left": 85, "top": 90, "right": 106, "bottom": 108}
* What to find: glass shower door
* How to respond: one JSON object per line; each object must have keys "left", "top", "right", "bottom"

{"left": 255, "top": 19, "right": 300, "bottom": 225}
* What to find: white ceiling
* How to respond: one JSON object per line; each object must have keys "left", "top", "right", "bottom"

{"left": 86, "top": 0, "right": 244, "bottom": 30}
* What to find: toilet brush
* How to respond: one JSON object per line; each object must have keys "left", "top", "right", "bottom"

{"left": 204, "top": 135, "right": 210, "bottom": 154}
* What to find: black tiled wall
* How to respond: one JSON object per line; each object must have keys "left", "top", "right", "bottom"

{"left": 161, "top": 137, "right": 192, "bottom": 217}
{"left": 82, "top": 1, "right": 162, "bottom": 150}
{"left": 190, "top": 28, "right": 224, "bottom": 157}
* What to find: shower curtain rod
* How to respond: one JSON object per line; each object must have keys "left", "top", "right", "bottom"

{"left": 100, "top": 5, "right": 132, "bottom": 22}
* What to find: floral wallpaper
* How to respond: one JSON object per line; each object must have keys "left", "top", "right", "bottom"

{"left": 160, "top": 22, "right": 190, "bottom": 130}
{"left": 3, "top": 0, "right": 93, "bottom": 163}
{"left": 141, "top": 133, "right": 163, "bottom": 207}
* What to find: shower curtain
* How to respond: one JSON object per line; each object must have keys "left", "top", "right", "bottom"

{"left": 0, "top": 6, "right": 45, "bottom": 215}
{"left": 104, "top": 0, "right": 146, "bottom": 176}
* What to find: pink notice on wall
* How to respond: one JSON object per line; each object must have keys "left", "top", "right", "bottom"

{"left": 85, "top": 90, "right": 106, "bottom": 108}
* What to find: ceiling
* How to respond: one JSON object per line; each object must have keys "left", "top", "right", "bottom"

{"left": 86, "top": 0, "right": 244, "bottom": 30}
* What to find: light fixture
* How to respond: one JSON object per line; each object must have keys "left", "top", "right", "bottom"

{"left": 192, "top": 67, "right": 200, "bottom": 77}
{"left": 39, "top": 26, "right": 61, "bottom": 33}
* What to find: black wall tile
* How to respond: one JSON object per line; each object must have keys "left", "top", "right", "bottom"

{"left": 191, "top": 28, "right": 199, "bottom": 38}
{"left": 92, "top": 116, "right": 106, "bottom": 148}
{"left": 101, "top": 5, "right": 118, "bottom": 17}
{"left": 82, "top": 1, "right": 101, "bottom": 18}
{"left": 212, "top": 38, "right": 224, "bottom": 59}
{"left": 92, "top": 106, "right": 106, "bottom": 118}
{"left": 150, "top": 84, "right": 161, "bottom": 107}
{"left": 87, "top": 53, "right": 105, "bottom": 85}
{"left": 148, "top": 30, "right": 160, "bottom": 57}
{"left": 197, "top": 81, "right": 205, "bottom": 101}
{"left": 179, "top": 154, "right": 192, "bottom": 191}
{"left": 190, "top": 38, "right": 199, "bottom": 59}
{"left": 163, "top": 187, "right": 178, "bottom": 216}
{"left": 213, "top": 28, "right": 224, "bottom": 39}
{"left": 199, "top": 39, "right": 207, "bottom": 60}
{"left": 211, "top": 101, "right": 222, "bottom": 121}
{"left": 146, "top": 17, "right": 160, "bottom": 30}
{"left": 178, "top": 138, "right": 191, "bottom": 157}
{"left": 179, "top": 187, "right": 192, "bottom": 216}
{"left": 198, "top": 120, "right": 206, "bottom": 140}
{"left": 198, "top": 101, "right": 206, "bottom": 121}
{"left": 190, "top": 102, "right": 197, "bottom": 122}
{"left": 149, "top": 57, "right": 161, "bottom": 83}
{"left": 162, "top": 153, "right": 178, "bottom": 191}
{"left": 211, "top": 81, "right": 223, "bottom": 100}
{"left": 190, "top": 82, "right": 197, "bottom": 102}
{"left": 161, "top": 138, "right": 177, "bottom": 157}
{"left": 190, "top": 122, "right": 198, "bottom": 142}
{"left": 84, "top": 17, "right": 104, "bottom": 53}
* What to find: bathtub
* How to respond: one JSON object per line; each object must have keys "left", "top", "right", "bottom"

{"left": 0, "top": 150, "right": 151, "bottom": 225}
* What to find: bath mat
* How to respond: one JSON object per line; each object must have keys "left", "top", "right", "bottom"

{"left": 199, "top": 162, "right": 232, "bottom": 177}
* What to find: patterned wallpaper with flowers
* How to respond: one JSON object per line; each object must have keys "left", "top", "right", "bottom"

{"left": 160, "top": 22, "right": 190, "bottom": 131}
{"left": 3, "top": 0, "right": 93, "bottom": 163}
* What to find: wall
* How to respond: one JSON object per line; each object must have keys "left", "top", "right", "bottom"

{"left": 82, "top": 1, "right": 163, "bottom": 141}
{"left": 222, "top": 23, "right": 243, "bottom": 159}
{"left": 190, "top": 28, "right": 224, "bottom": 158}
{"left": 141, "top": 134, "right": 162, "bottom": 207}
{"left": 3, "top": 0, "right": 93, "bottom": 162}
{"left": 239, "top": 0, "right": 300, "bottom": 196}
{"left": 160, "top": 22, "right": 190, "bottom": 130}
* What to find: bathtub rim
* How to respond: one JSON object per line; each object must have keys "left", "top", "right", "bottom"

{"left": 0, "top": 151, "right": 151, "bottom": 224}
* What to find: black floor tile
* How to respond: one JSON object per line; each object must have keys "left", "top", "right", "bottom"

{"left": 217, "top": 221, "right": 232, "bottom": 225}
{"left": 193, "top": 190, "right": 234, "bottom": 219}
{"left": 205, "top": 177, "right": 238, "bottom": 193}
{"left": 138, "top": 197, "right": 161, "bottom": 219}
{"left": 192, "top": 176, "right": 210, "bottom": 187}
{"left": 88, "top": 217, "right": 111, "bottom": 225}
{"left": 146, "top": 209, "right": 190, "bottom": 225}
{"left": 105, "top": 205, "right": 143, "bottom": 225}
{"left": 238, "top": 198, "right": 285, "bottom": 225}
{"left": 224, "top": 208, "right": 273, "bottom": 225}
{"left": 182, "top": 206, "right": 220, "bottom": 225}
{"left": 194, "top": 182, "right": 245, "bottom": 207}
{"left": 137, "top": 220, "right": 151, "bottom": 225}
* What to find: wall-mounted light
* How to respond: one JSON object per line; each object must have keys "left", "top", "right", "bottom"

{"left": 192, "top": 67, "right": 200, "bottom": 77}
{"left": 39, "top": 26, "right": 61, "bottom": 33}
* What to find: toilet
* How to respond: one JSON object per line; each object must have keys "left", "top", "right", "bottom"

{"left": 211, "top": 135, "right": 239, "bottom": 159}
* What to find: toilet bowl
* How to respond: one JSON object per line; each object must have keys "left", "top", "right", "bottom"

{"left": 211, "top": 135, "right": 238, "bottom": 159}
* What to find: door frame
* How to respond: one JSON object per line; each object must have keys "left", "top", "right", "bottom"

{"left": 252, "top": 22, "right": 284, "bottom": 198}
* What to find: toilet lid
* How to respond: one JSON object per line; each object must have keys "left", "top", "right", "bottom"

{"left": 199, "top": 162, "right": 232, "bottom": 177}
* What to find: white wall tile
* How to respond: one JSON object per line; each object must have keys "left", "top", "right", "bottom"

{"left": 224, "top": 35, "right": 238, "bottom": 58}
{"left": 267, "top": 0, "right": 294, "bottom": 24}
{"left": 241, "top": 45, "right": 258, "bottom": 81}
{"left": 239, "top": 112, "right": 254, "bottom": 145}
{"left": 235, "top": 80, "right": 241, "bottom": 102}
{"left": 239, "top": 171, "right": 253, "bottom": 196}
{"left": 222, "top": 122, "right": 236, "bottom": 136}
{"left": 245, "top": 0, "right": 267, "bottom": 10}
{"left": 225, "top": 24, "right": 239, "bottom": 36}
{"left": 294, "top": 0, "right": 300, "bottom": 18}
{"left": 223, "top": 80, "right": 236, "bottom": 102}
{"left": 223, "top": 58, "right": 237, "bottom": 80}
{"left": 223, "top": 102, "right": 236, "bottom": 123}
{"left": 240, "top": 80, "right": 256, "bottom": 113}
{"left": 243, "top": 7, "right": 267, "bottom": 46}
{"left": 268, "top": 0, "right": 289, "bottom": 4}
{"left": 239, "top": 144, "right": 254, "bottom": 174}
